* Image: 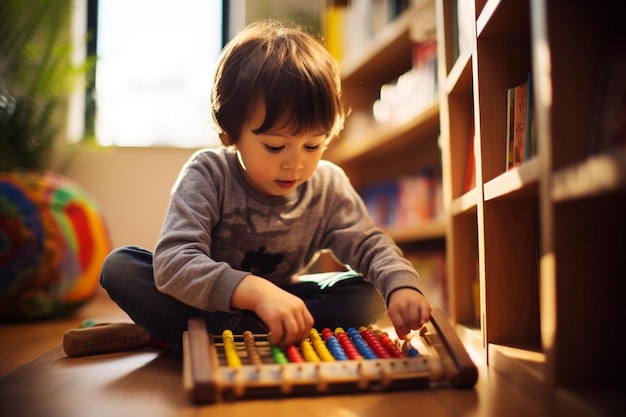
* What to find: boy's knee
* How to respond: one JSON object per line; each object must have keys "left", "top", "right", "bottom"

{"left": 100, "top": 246, "right": 151, "bottom": 288}
{"left": 101, "top": 246, "right": 130, "bottom": 271}
{"left": 100, "top": 247, "right": 126, "bottom": 288}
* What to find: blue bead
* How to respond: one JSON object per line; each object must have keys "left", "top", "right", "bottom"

{"left": 407, "top": 347, "right": 419, "bottom": 357}
{"left": 326, "top": 336, "right": 348, "bottom": 360}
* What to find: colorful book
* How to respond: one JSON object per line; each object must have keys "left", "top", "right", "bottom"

{"left": 456, "top": 0, "right": 473, "bottom": 57}
{"left": 323, "top": 2, "right": 347, "bottom": 61}
{"left": 298, "top": 269, "right": 362, "bottom": 289}
{"left": 524, "top": 73, "right": 535, "bottom": 161}
{"left": 512, "top": 81, "right": 528, "bottom": 167}
{"left": 505, "top": 87, "right": 516, "bottom": 169}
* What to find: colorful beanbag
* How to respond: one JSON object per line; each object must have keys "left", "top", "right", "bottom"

{"left": 0, "top": 171, "right": 111, "bottom": 320}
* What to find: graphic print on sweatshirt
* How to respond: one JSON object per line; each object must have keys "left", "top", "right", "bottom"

{"left": 241, "top": 246, "right": 284, "bottom": 275}
{"left": 210, "top": 188, "right": 325, "bottom": 282}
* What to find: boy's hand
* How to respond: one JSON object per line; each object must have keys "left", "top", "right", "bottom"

{"left": 386, "top": 288, "right": 432, "bottom": 339}
{"left": 231, "top": 274, "right": 314, "bottom": 346}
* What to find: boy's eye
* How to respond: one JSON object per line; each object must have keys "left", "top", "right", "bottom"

{"left": 264, "top": 144, "right": 284, "bottom": 153}
{"left": 305, "top": 144, "right": 321, "bottom": 152}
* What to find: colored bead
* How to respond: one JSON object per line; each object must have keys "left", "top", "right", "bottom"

{"left": 286, "top": 345, "right": 304, "bottom": 363}
{"left": 359, "top": 328, "right": 390, "bottom": 358}
{"left": 406, "top": 347, "right": 420, "bottom": 357}
{"left": 270, "top": 345, "right": 288, "bottom": 364}
{"left": 309, "top": 328, "right": 322, "bottom": 342}
{"left": 335, "top": 330, "right": 361, "bottom": 360}
{"left": 222, "top": 329, "right": 242, "bottom": 368}
{"left": 242, "top": 330, "right": 262, "bottom": 365}
{"left": 321, "top": 328, "right": 334, "bottom": 341}
{"left": 377, "top": 331, "right": 405, "bottom": 358}
{"left": 399, "top": 338, "right": 420, "bottom": 357}
{"left": 300, "top": 339, "right": 321, "bottom": 362}
{"left": 347, "top": 327, "right": 376, "bottom": 359}
{"left": 307, "top": 329, "right": 334, "bottom": 361}
{"left": 325, "top": 335, "right": 348, "bottom": 360}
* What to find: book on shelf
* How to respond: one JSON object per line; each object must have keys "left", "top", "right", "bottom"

{"left": 508, "top": 74, "right": 536, "bottom": 169}
{"left": 512, "top": 80, "right": 528, "bottom": 167}
{"left": 323, "top": 1, "right": 347, "bottom": 61}
{"left": 505, "top": 87, "right": 516, "bottom": 169}
{"left": 361, "top": 181, "right": 399, "bottom": 227}
{"left": 372, "top": 38, "right": 437, "bottom": 126}
{"left": 360, "top": 169, "right": 443, "bottom": 230}
{"left": 397, "top": 172, "right": 435, "bottom": 226}
{"left": 525, "top": 74, "right": 536, "bottom": 160}
{"left": 455, "top": 0, "right": 473, "bottom": 58}
{"left": 410, "top": 39, "right": 438, "bottom": 114}
{"left": 323, "top": 0, "right": 412, "bottom": 62}
{"left": 409, "top": 0, "right": 436, "bottom": 44}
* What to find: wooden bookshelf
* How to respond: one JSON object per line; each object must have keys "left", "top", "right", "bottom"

{"left": 323, "top": 1, "right": 447, "bottom": 307}
{"left": 324, "top": 0, "right": 443, "bottom": 234}
{"left": 436, "top": 0, "right": 626, "bottom": 415}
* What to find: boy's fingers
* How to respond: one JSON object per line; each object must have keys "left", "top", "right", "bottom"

{"left": 388, "top": 309, "right": 410, "bottom": 339}
{"left": 268, "top": 322, "right": 285, "bottom": 346}
{"left": 420, "top": 303, "right": 432, "bottom": 326}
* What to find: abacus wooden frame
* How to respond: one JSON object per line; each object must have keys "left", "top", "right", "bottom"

{"left": 183, "top": 308, "right": 477, "bottom": 404}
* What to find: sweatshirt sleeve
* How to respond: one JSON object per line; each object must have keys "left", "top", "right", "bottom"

{"left": 152, "top": 151, "right": 249, "bottom": 312}
{"left": 319, "top": 163, "right": 423, "bottom": 304}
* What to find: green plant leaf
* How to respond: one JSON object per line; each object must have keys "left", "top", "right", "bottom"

{"left": 0, "top": 0, "right": 87, "bottom": 172}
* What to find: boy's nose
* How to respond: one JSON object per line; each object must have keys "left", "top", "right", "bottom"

{"left": 281, "top": 150, "right": 304, "bottom": 170}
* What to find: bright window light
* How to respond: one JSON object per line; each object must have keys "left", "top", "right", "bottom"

{"left": 95, "top": 0, "right": 223, "bottom": 147}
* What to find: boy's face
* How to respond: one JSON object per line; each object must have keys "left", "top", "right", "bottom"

{"left": 234, "top": 102, "right": 326, "bottom": 197}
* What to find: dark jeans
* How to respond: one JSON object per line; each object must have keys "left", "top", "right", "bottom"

{"left": 99, "top": 246, "right": 387, "bottom": 353}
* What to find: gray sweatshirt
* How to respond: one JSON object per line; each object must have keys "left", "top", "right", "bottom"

{"left": 153, "top": 147, "right": 421, "bottom": 313}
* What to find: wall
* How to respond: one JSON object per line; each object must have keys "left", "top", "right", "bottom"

{"left": 64, "top": 147, "right": 198, "bottom": 250}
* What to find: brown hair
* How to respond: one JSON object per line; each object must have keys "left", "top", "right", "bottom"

{"left": 211, "top": 21, "right": 345, "bottom": 146}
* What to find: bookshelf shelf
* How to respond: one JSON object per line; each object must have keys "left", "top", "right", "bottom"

{"left": 437, "top": 0, "right": 625, "bottom": 415}
{"left": 483, "top": 157, "right": 539, "bottom": 201}
{"left": 324, "top": 102, "right": 439, "bottom": 165}
{"left": 450, "top": 188, "right": 478, "bottom": 215}
{"left": 339, "top": 6, "right": 419, "bottom": 86}
{"left": 476, "top": 0, "right": 529, "bottom": 38}
{"left": 383, "top": 218, "right": 446, "bottom": 244}
{"left": 488, "top": 343, "right": 546, "bottom": 400}
{"left": 551, "top": 146, "right": 626, "bottom": 202}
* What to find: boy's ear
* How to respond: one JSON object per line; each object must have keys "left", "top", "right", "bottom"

{"left": 220, "top": 132, "right": 232, "bottom": 146}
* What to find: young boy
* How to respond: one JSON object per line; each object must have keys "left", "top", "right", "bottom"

{"left": 100, "top": 21, "right": 431, "bottom": 353}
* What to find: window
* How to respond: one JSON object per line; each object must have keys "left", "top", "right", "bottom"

{"left": 93, "top": 0, "right": 224, "bottom": 147}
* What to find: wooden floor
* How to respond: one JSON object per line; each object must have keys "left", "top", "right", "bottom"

{"left": 0, "top": 289, "right": 545, "bottom": 417}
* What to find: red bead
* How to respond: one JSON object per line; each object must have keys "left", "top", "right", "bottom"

{"left": 285, "top": 345, "right": 304, "bottom": 363}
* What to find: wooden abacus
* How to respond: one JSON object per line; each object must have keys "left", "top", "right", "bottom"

{"left": 183, "top": 308, "right": 477, "bottom": 404}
